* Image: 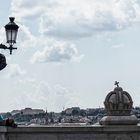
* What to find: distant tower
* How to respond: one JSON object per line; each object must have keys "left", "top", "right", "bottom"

{"left": 100, "top": 82, "right": 138, "bottom": 125}
{"left": 45, "top": 107, "right": 49, "bottom": 125}
{"left": 45, "top": 107, "right": 48, "bottom": 114}
{"left": 63, "top": 106, "right": 65, "bottom": 111}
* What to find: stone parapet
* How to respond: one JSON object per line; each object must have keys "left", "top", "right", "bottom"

{"left": 100, "top": 115, "right": 138, "bottom": 125}
{"left": 0, "top": 125, "right": 138, "bottom": 140}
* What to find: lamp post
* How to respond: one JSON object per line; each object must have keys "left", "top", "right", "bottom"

{"left": 0, "top": 17, "right": 19, "bottom": 70}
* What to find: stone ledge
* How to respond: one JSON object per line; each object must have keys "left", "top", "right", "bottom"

{"left": 3, "top": 124, "right": 140, "bottom": 133}
{"left": 100, "top": 115, "right": 138, "bottom": 125}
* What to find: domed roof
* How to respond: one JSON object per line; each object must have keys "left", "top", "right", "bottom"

{"left": 104, "top": 81, "right": 133, "bottom": 116}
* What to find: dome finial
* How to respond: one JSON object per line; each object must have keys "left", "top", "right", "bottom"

{"left": 114, "top": 81, "right": 119, "bottom": 87}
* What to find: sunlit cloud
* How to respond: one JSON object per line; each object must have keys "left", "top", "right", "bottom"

{"left": 30, "top": 41, "right": 84, "bottom": 63}
{"left": 12, "top": 78, "right": 81, "bottom": 112}
{"left": 5, "top": 64, "right": 26, "bottom": 78}
{"left": 11, "top": 0, "right": 140, "bottom": 39}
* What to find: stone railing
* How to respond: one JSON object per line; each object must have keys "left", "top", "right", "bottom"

{"left": 0, "top": 124, "right": 139, "bottom": 140}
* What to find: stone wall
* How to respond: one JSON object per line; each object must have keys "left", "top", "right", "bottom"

{"left": 0, "top": 124, "right": 139, "bottom": 140}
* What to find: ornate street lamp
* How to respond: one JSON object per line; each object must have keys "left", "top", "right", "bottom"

{"left": 0, "top": 17, "right": 19, "bottom": 70}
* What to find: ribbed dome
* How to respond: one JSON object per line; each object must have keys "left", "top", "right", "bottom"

{"left": 104, "top": 85, "right": 133, "bottom": 116}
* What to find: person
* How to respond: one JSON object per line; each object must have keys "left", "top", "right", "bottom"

{"left": 0, "top": 115, "right": 17, "bottom": 127}
{"left": 0, "top": 115, "right": 5, "bottom": 125}
{"left": 5, "top": 118, "right": 17, "bottom": 127}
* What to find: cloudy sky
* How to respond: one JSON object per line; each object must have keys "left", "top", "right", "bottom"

{"left": 0, "top": 0, "right": 140, "bottom": 112}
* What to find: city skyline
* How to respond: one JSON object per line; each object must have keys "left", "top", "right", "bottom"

{"left": 0, "top": 0, "right": 140, "bottom": 112}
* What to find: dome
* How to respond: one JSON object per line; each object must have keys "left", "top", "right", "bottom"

{"left": 104, "top": 84, "right": 133, "bottom": 116}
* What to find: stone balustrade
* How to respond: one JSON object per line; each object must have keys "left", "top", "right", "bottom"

{"left": 0, "top": 124, "right": 139, "bottom": 140}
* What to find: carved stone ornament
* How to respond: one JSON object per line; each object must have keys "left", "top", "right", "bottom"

{"left": 0, "top": 53, "right": 7, "bottom": 71}
{"left": 104, "top": 82, "right": 133, "bottom": 116}
{"left": 99, "top": 82, "right": 138, "bottom": 125}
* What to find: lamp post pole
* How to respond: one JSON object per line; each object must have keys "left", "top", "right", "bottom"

{"left": 0, "top": 17, "right": 19, "bottom": 70}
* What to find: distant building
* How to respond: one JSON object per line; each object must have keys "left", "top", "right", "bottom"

{"left": 21, "top": 108, "right": 45, "bottom": 115}
{"left": 11, "top": 108, "right": 45, "bottom": 116}
{"left": 65, "top": 107, "right": 80, "bottom": 116}
{"left": 86, "top": 108, "right": 96, "bottom": 115}
{"left": 11, "top": 110, "right": 21, "bottom": 116}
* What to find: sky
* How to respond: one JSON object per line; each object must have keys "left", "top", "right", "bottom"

{"left": 0, "top": 0, "right": 140, "bottom": 112}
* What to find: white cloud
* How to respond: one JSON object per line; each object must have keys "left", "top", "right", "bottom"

{"left": 30, "top": 41, "right": 84, "bottom": 63}
{"left": 11, "top": 22, "right": 83, "bottom": 64}
{"left": 5, "top": 64, "right": 26, "bottom": 78}
{"left": 0, "top": 27, "right": 6, "bottom": 43}
{"left": 17, "top": 24, "right": 36, "bottom": 48}
{"left": 11, "top": 0, "right": 45, "bottom": 22}
{"left": 10, "top": 0, "right": 140, "bottom": 64}
{"left": 12, "top": 79, "right": 81, "bottom": 112}
{"left": 111, "top": 44, "right": 125, "bottom": 49}
{"left": 11, "top": 0, "right": 140, "bottom": 39}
